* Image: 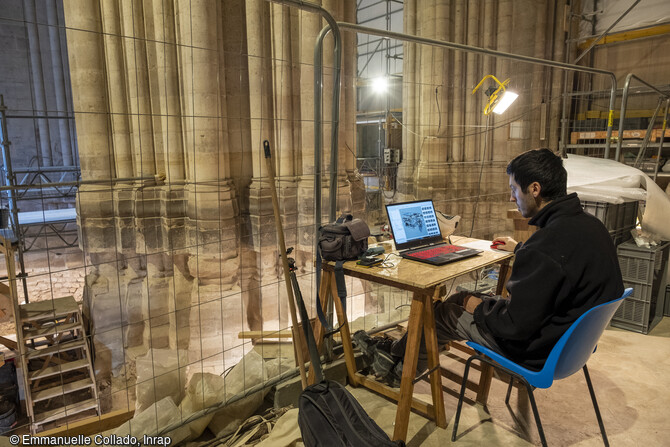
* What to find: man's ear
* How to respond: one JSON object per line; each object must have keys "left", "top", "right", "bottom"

{"left": 529, "top": 181, "right": 542, "bottom": 199}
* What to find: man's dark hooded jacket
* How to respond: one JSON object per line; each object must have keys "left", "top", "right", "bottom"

{"left": 473, "top": 192, "right": 624, "bottom": 369}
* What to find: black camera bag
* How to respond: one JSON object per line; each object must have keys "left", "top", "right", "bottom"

{"left": 316, "top": 215, "right": 370, "bottom": 333}
{"left": 318, "top": 214, "right": 370, "bottom": 262}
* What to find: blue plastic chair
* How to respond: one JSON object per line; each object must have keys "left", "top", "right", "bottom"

{"left": 452, "top": 288, "right": 633, "bottom": 446}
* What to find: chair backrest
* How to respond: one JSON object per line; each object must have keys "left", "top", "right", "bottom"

{"left": 544, "top": 288, "right": 632, "bottom": 381}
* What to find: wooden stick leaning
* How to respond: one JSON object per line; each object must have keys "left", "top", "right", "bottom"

{"left": 263, "top": 140, "right": 308, "bottom": 389}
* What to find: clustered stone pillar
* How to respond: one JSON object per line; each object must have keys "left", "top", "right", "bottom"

{"left": 401, "top": 0, "right": 566, "bottom": 237}
{"left": 63, "top": 0, "right": 356, "bottom": 403}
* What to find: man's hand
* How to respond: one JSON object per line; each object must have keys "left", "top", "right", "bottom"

{"left": 492, "top": 236, "right": 518, "bottom": 252}
{"left": 463, "top": 296, "right": 482, "bottom": 314}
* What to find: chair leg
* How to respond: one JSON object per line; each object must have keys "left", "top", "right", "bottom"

{"left": 453, "top": 355, "right": 547, "bottom": 446}
{"left": 583, "top": 365, "right": 609, "bottom": 447}
{"left": 505, "top": 376, "right": 514, "bottom": 404}
{"left": 451, "top": 355, "right": 477, "bottom": 441}
{"left": 520, "top": 379, "right": 548, "bottom": 447}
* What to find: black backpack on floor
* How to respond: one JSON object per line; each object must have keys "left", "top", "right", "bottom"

{"left": 293, "top": 259, "right": 404, "bottom": 447}
{"left": 298, "top": 381, "right": 404, "bottom": 447}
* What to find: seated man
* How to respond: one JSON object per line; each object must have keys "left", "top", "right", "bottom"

{"left": 354, "top": 148, "right": 625, "bottom": 386}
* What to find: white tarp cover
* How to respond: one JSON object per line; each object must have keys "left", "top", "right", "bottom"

{"left": 135, "top": 349, "right": 188, "bottom": 413}
{"left": 582, "top": 0, "right": 670, "bottom": 35}
{"left": 107, "top": 397, "right": 190, "bottom": 445}
{"left": 207, "top": 350, "right": 270, "bottom": 437}
{"left": 565, "top": 154, "right": 670, "bottom": 240}
{"left": 255, "top": 408, "right": 303, "bottom": 447}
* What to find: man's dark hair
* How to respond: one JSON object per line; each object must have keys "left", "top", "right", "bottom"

{"left": 506, "top": 148, "right": 567, "bottom": 201}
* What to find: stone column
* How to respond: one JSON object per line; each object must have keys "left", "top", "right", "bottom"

{"left": 296, "top": 7, "right": 321, "bottom": 273}
{"left": 23, "top": 0, "right": 53, "bottom": 167}
{"left": 244, "top": 0, "right": 276, "bottom": 334}
{"left": 63, "top": 0, "right": 357, "bottom": 386}
{"left": 402, "top": 0, "right": 561, "bottom": 238}
{"left": 343, "top": 0, "right": 365, "bottom": 216}
{"left": 63, "top": 0, "right": 120, "bottom": 383}
{"left": 399, "top": 1, "right": 418, "bottom": 194}
{"left": 46, "top": 0, "right": 74, "bottom": 166}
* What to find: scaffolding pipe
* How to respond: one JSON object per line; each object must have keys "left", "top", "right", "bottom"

{"left": 565, "top": 0, "right": 639, "bottom": 159}
{"left": 264, "top": 0, "right": 342, "bottom": 248}
{"left": 333, "top": 22, "right": 618, "bottom": 159}
{"left": 574, "top": 0, "right": 641, "bottom": 64}
{"left": 653, "top": 99, "right": 669, "bottom": 182}
{"left": 13, "top": 166, "right": 79, "bottom": 173}
{"left": 560, "top": 1, "right": 576, "bottom": 159}
{"left": 314, "top": 23, "right": 342, "bottom": 225}
{"left": 0, "top": 175, "right": 161, "bottom": 192}
{"left": 633, "top": 98, "right": 663, "bottom": 167}
{"left": 5, "top": 114, "right": 74, "bottom": 120}
{"left": 615, "top": 73, "right": 670, "bottom": 161}
{"left": 0, "top": 95, "right": 29, "bottom": 302}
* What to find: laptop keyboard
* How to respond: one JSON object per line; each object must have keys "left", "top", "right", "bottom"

{"left": 407, "top": 244, "right": 466, "bottom": 259}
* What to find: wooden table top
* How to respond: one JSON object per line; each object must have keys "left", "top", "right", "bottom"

{"left": 323, "top": 237, "right": 514, "bottom": 294}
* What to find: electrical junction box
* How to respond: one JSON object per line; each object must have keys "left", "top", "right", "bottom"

{"left": 383, "top": 148, "right": 400, "bottom": 164}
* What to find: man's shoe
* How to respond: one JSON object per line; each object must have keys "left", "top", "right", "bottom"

{"left": 352, "top": 330, "right": 378, "bottom": 358}
{"left": 371, "top": 348, "right": 396, "bottom": 378}
{"left": 384, "top": 357, "right": 430, "bottom": 388}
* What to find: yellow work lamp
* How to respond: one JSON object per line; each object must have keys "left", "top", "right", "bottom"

{"left": 472, "top": 75, "right": 519, "bottom": 115}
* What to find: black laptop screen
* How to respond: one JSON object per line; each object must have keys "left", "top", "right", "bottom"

{"left": 385, "top": 200, "right": 443, "bottom": 251}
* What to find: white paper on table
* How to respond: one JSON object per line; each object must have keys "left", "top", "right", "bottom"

{"left": 458, "top": 239, "right": 498, "bottom": 252}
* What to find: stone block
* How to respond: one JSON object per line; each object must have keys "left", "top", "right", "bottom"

{"left": 115, "top": 216, "right": 137, "bottom": 252}
{"left": 78, "top": 217, "right": 117, "bottom": 252}
{"left": 135, "top": 217, "right": 165, "bottom": 253}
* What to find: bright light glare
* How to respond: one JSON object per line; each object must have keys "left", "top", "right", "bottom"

{"left": 372, "top": 77, "right": 388, "bottom": 94}
{"left": 492, "top": 91, "right": 518, "bottom": 114}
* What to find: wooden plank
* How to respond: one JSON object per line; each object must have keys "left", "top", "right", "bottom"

{"left": 32, "top": 378, "right": 94, "bottom": 402}
{"left": 34, "top": 398, "right": 98, "bottom": 425}
{"left": 393, "top": 293, "right": 425, "bottom": 442}
{"left": 322, "top": 237, "right": 513, "bottom": 292}
{"left": 439, "top": 367, "right": 481, "bottom": 393}
{"left": 422, "top": 288, "right": 447, "bottom": 429}
{"left": 26, "top": 338, "right": 86, "bottom": 359}
{"left": 238, "top": 329, "right": 293, "bottom": 339}
{"left": 0, "top": 335, "right": 18, "bottom": 351}
{"left": 569, "top": 129, "right": 670, "bottom": 145}
{"left": 23, "top": 321, "right": 80, "bottom": 340}
{"left": 29, "top": 358, "right": 89, "bottom": 380}
{"left": 355, "top": 373, "right": 434, "bottom": 416}
{"left": 37, "top": 408, "right": 134, "bottom": 437}
{"left": 496, "top": 258, "right": 512, "bottom": 297}
{"left": 331, "top": 275, "right": 359, "bottom": 386}
{"left": 20, "top": 296, "right": 78, "bottom": 322}
{"left": 447, "top": 342, "right": 495, "bottom": 405}
{"left": 476, "top": 363, "right": 495, "bottom": 405}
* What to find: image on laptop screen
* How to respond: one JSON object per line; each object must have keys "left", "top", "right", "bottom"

{"left": 386, "top": 200, "right": 442, "bottom": 249}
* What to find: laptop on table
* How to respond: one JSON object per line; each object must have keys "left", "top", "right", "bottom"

{"left": 385, "top": 200, "right": 482, "bottom": 266}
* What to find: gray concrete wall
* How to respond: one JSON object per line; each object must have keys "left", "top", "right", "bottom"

{"left": 0, "top": 0, "right": 76, "bottom": 169}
